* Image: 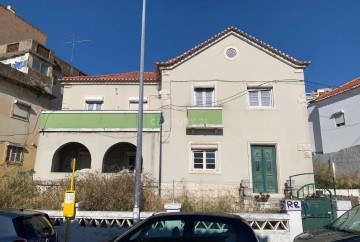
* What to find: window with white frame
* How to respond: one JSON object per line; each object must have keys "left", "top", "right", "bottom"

{"left": 129, "top": 98, "right": 148, "bottom": 110}
{"left": 12, "top": 100, "right": 31, "bottom": 121}
{"left": 191, "top": 144, "right": 218, "bottom": 171}
{"left": 194, "top": 87, "right": 214, "bottom": 106}
{"left": 192, "top": 150, "right": 217, "bottom": 170}
{"left": 334, "top": 112, "right": 345, "bottom": 127}
{"left": 248, "top": 88, "right": 272, "bottom": 107}
{"left": 32, "top": 56, "right": 50, "bottom": 76}
{"left": 6, "top": 145, "right": 24, "bottom": 164}
{"left": 85, "top": 97, "right": 103, "bottom": 111}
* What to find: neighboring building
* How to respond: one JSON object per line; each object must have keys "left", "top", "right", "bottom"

{"left": 308, "top": 77, "right": 360, "bottom": 154}
{"left": 34, "top": 27, "right": 314, "bottom": 197}
{"left": 308, "top": 77, "right": 360, "bottom": 173}
{"left": 0, "top": 11, "right": 85, "bottom": 173}
{"left": 0, "top": 5, "right": 47, "bottom": 45}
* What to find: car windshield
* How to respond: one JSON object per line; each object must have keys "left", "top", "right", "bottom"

{"left": 13, "top": 214, "right": 54, "bottom": 238}
{"left": 329, "top": 205, "right": 360, "bottom": 234}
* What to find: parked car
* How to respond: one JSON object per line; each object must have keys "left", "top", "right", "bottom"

{"left": 294, "top": 204, "right": 360, "bottom": 241}
{"left": 0, "top": 209, "right": 58, "bottom": 242}
{"left": 105, "top": 212, "right": 258, "bottom": 242}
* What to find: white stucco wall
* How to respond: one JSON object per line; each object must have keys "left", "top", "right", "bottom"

{"left": 61, "top": 83, "right": 161, "bottom": 110}
{"left": 34, "top": 132, "right": 160, "bottom": 181}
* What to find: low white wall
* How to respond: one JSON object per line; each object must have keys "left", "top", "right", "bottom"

{"left": 41, "top": 210, "right": 293, "bottom": 242}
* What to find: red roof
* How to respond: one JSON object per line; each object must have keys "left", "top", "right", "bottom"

{"left": 61, "top": 72, "right": 159, "bottom": 83}
{"left": 315, "top": 77, "right": 360, "bottom": 102}
{"left": 156, "top": 26, "right": 310, "bottom": 69}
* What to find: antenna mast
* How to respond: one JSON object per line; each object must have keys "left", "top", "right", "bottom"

{"left": 64, "top": 34, "right": 90, "bottom": 68}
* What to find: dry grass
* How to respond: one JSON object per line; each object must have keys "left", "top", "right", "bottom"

{"left": 0, "top": 169, "right": 247, "bottom": 212}
{"left": 170, "top": 183, "right": 241, "bottom": 213}
{"left": 313, "top": 161, "right": 360, "bottom": 189}
{"left": 0, "top": 169, "right": 164, "bottom": 211}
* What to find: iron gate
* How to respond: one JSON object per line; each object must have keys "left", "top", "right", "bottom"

{"left": 297, "top": 183, "right": 334, "bottom": 231}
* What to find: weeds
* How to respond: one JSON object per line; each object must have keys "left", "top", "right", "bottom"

{"left": 313, "top": 161, "right": 360, "bottom": 189}
{"left": 0, "top": 169, "right": 164, "bottom": 211}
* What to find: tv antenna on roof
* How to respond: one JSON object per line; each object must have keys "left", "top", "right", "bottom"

{"left": 64, "top": 34, "right": 91, "bottom": 66}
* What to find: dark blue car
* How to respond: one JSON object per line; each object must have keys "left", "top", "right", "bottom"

{"left": 0, "top": 209, "right": 58, "bottom": 242}
{"left": 106, "top": 212, "right": 259, "bottom": 242}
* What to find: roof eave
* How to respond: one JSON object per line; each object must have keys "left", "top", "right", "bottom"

{"left": 156, "top": 29, "right": 310, "bottom": 71}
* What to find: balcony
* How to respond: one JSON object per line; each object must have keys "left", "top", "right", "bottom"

{"left": 40, "top": 111, "right": 161, "bottom": 131}
{"left": 187, "top": 107, "right": 223, "bottom": 129}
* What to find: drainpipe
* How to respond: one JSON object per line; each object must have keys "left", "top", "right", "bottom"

{"left": 158, "top": 113, "right": 164, "bottom": 196}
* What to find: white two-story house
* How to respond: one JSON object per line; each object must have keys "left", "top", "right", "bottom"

{"left": 34, "top": 27, "right": 314, "bottom": 197}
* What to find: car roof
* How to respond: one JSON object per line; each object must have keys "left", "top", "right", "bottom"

{"left": 149, "top": 212, "right": 245, "bottom": 221}
{"left": 0, "top": 209, "right": 45, "bottom": 218}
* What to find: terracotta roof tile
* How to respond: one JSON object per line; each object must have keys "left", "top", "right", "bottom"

{"left": 315, "top": 76, "right": 360, "bottom": 102}
{"left": 61, "top": 72, "right": 159, "bottom": 83}
{"left": 156, "top": 26, "right": 310, "bottom": 69}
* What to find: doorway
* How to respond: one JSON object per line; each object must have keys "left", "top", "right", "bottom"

{"left": 251, "top": 145, "right": 278, "bottom": 193}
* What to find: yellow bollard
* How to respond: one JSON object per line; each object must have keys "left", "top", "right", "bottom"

{"left": 63, "top": 158, "right": 77, "bottom": 242}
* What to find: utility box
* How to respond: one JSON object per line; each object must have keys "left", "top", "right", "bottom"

{"left": 63, "top": 190, "right": 76, "bottom": 218}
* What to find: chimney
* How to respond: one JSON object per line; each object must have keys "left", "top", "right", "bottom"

{"left": 7, "top": 5, "right": 16, "bottom": 14}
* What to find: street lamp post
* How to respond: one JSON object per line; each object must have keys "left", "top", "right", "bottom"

{"left": 133, "top": 0, "right": 146, "bottom": 224}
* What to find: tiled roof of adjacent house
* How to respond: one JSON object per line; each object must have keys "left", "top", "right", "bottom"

{"left": 156, "top": 26, "right": 310, "bottom": 69}
{"left": 315, "top": 76, "right": 360, "bottom": 102}
{"left": 61, "top": 72, "right": 159, "bottom": 83}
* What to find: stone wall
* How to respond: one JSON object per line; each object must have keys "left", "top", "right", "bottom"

{"left": 314, "top": 144, "right": 360, "bottom": 174}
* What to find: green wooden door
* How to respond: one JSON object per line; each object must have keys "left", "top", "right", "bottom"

{"left": 251, "top": 145, "right": 278, "bottom": 193}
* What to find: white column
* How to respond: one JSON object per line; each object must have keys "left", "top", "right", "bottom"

{"left": 332, "top": 200, "right": 352, "bottom": 218}
{"left": 280, "top": 199, "right": 303, "bottom": 241}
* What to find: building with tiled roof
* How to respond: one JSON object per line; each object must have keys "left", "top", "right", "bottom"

{"left": 156, "top": 26, "right": 310, "bottom": 70}
{"left": 308, "top": 76, "right": 360, "bottom": 154}
{"left": 34, "top": 27, "right": 314, "bottom": 200}
{"left": 62, "top": 71, "right": 159, "bottom": 83}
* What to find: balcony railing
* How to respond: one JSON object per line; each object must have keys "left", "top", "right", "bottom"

{"left": 40, "top": 111, "right": 161, "bottom": 131}
{"left": 187, "top": 107, "right": 223, "bottom": 129}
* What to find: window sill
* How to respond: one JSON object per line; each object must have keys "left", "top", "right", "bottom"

{"left": 6, "top": 161, "right": 23, "bottom": 166}
{"left": 186, "top": 124, "right": 224, "bottom": 129}
{"left": 247, "top": 107, "right": 277, "bottom": 110}
{"left": 189, "top": 170, "right": 221, "bottom": 175}
{"left": 11, "top": 115, "right": 29, "bottom": 122}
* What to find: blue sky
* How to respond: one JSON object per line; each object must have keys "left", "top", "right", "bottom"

{"left": 1, "top": 0, "right": 360, "bottom": 92}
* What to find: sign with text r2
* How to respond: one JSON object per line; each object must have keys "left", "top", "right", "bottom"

{"left": 280, "top": 200, "right": 301, "bottom": 211}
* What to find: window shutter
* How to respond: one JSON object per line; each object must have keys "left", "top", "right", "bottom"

{"left": 205, "top": 89, "right": 213, "bottom": 106}
{"left": 261, "top": 90, "right": 271, "bottom": 106}
{"left": 334, "top": 113, "right": 345, "bottom": 126}
{"left": 195, "top": 89, "right": 203, "bottom": 106}
{"left": 129, "top": 102, "right": 139, "bottom": 110}
{"left": 191, "top": 144, "right": 218, "bottom": 150}
{"left": 13, "top": 101, "right": 30, "bottom": 120}
{"left": 249, "top": 91, "right": 259, "bottom": 106}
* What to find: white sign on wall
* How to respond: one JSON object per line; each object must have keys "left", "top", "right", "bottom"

{"left": 280, "top": 199, "right": 302, "bottom": 211}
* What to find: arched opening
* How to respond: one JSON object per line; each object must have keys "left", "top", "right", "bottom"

{"left": 102, "top": 142, "right": 142, "bottom": 173}
{"left": 52, "top": 142, "right": 91, "bottom": 172}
